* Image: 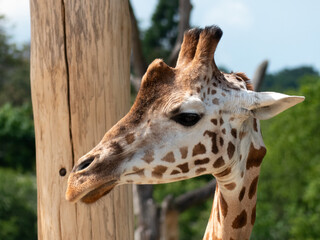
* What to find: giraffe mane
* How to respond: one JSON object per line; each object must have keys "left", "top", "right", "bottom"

{"left": 234, "top": 72, "right": 254, "bottom": 91}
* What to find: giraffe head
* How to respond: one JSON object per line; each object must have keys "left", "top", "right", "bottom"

{"left": 66, "top": 26, "right": 304, "bottom": 204}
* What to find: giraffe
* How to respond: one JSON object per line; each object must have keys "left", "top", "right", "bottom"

{"left": 66, "top": 26, "right": 304, "bottom": 240}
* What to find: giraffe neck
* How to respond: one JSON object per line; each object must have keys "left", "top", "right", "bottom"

{"left": 204, "top": 175, "right": 259, "bottom": 240}
{"left": 203, "top": 119, "right": 266, "bottom": 240}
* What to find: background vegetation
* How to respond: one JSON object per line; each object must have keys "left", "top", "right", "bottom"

{"left": 1, "top": 1, "right": 319, "bottom": 239}
{"left": 0, "top": 15, "right": 37, "bottom": 240}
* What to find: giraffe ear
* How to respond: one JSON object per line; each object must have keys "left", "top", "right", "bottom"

{"left": 247, "top": 92, "right": 305, "bottom": 120}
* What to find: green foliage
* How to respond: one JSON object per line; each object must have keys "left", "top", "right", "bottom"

{"left": 0, "top": 168, "right": 37, "bottom": 240}
{"left": 0, "top": 16, "right": 30, "bottom": 106}
{"left": 0, "top": 16, "right": 37, "bottom": 239}
{"left": 0, "top": 103, "right": 35, "bottom": 172}
{"left": 252, "top": 75, "right": 320, "bottom": 239}
{"left": 261, "top": 66, "right": 318, "bottom": 91}
{"left": 142, "top": 0, "right": 179, "bottom": 64}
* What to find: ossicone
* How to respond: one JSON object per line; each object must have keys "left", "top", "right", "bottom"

{"left": 176, "top": 26, "right": 223, "bottom": 71}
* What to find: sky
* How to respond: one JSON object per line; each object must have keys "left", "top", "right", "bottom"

{"left": 0, "top": 0, "right": 319, "bottom": 78}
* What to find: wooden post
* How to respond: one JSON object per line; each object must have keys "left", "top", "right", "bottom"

{"left": 30, "top": 0, "right": 133, "bottom": 239}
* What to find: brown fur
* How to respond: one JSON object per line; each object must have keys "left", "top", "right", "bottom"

{"left": 251, "top": 204, "right": 256, "bottom": 225}
{"left": 192, "top": 142, "right": 207, "bottom": 156}
{"left": 177, "top": 162, "right": 189, "bottom": 173}
{"left": 211, "top": 118, "right": 218, "bottom": 125}
{"left": 253, "top": 118, "right": 258, "bottom": 132}
{"left": 194, "top": 158, "right": 210, "bottom": 165}
{"left": 246, "top": 143, "right": 267, "bottom": 170}
{"left": 231, "top": 129, "right": 237, "bottom": 138}
{"left": 235, "top": 72, "right": 253, "bottom": 91}
{"left": 227, "top": 142, "right": 235, "bottom": 159}
{"left": 219, "top": 137, "right": 224, "bottom": 147}
{"left": 170, "top": 170, "right": 180, "bottom": 175}
{"left": 152, "top": 165, "right": 168, "bottom": 178}
{"left": 204, "top": 131, "right": 219, "bottom": 154}
{"left": 125, "top": 133, "right": 135, "bottom": 144}
{"left": 142, "top": 150, "right": 154, "bottom": 163}
{"left": 179, "top": 147, "right": 188, "bottom": 159}
{"left": 220, "top": 192, "right": 228, "bottom": 218}
{"left": 248, "top": 176, "right": 259, "bottom": 199}
{"left": 232, "top": 210, "right": 247, "bottom": 229}
{"left": 239, "top": 187, "right": 246, "bottom": 201}
{"left": 161, "top": 151, "right": 175, "bottom": 163}
{"left": 224, "top": 182, "right": 236, "bottom": 190}
{"left": 213, "top": 156, "right": 225, "bottom": 168}
{"left": 196, "top": 168, "right": 207, "bottom": 174}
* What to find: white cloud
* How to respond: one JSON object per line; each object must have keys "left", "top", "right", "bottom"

{"left": 0, "top": 0, "right": 31, "bottom": 44}
{"left": 0, "top": 0, "right": 30, "bottom": 43}
{"left": 192, "top": 0, "right": 253, "bottom": 30}
{"left": 0, "top": 0, "right": 30, "bottom": 20}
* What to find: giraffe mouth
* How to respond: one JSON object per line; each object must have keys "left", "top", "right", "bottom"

{"left": 66, "top": 178, "right": 117, "bottom": 204}
{"left": 80, "top": 180, "right": 117, "bottom": 204}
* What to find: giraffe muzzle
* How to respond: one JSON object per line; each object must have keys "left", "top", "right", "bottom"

{"left": 66, "top": 154, "right": 121, "bottom": 203}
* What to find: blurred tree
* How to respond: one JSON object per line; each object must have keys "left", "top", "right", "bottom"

{"left": 0, "top": 168, "right": 37, "bottom": 240}
{"left": 0, "top": 16, "right": 31, "bottom": 106}
{"left": 260, "top": 66, "right": 318, "bottom": 91}
{"left": 142, "top": 0, "right": 179, "bottom": 64}
{"left": 252, "top": 74, "right": 320, "bottom": 239}
{"left": 0, "top": 103, "right": 35, "bottom": 172}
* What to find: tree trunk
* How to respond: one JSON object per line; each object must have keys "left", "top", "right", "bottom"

{"left": 129, "top": 1, "right": 147, "bottom": 79}
{"left": 30, "top": 0, "right": 133, "bottom": 239}
{"left": 168, "top": 0, "right": 192, "bottom": 67}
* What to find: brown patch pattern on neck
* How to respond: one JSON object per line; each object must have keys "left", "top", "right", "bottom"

{"left": 219, "top": 193, "right": 228, "bottom": 218}
{"left": 253, "top": 118, "right": 258, "bottom": 132}
{"left": 248, "top": 176, "right": 259, "bottom": 199}
{"left": 239, "top": 187, "right": 246, "bottom": 201}
{"left": 232, "top": 210, "right": 247, "bottom": 229}
{"left": 231, "top": 128, "right": 237, "bottom": 138}
{"left": 224, "top": 182, "right": 236, "bottom": 190}
{"left": 194, "top": 158, "right": 210, "bottom": 165}
{"left": 246, "top": 143, "right": 266, "bottom": 170}
{"left": 227, "top": 142, "right": 235, "bottom": 159}
{"left": 251, "top": 204, "right": 256, "bottom": 225}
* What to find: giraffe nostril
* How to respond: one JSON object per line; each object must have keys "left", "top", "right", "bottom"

{"left": 77, "top": 157, "right": 95, "bottom": 171}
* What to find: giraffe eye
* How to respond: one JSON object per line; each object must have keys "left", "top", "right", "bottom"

{"left": 171, "top": 113, "right": 201, "bottom": 127}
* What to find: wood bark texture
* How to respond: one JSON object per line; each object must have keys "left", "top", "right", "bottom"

{"left": 30, "top": 0, "right": 133, "bottom": 239}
